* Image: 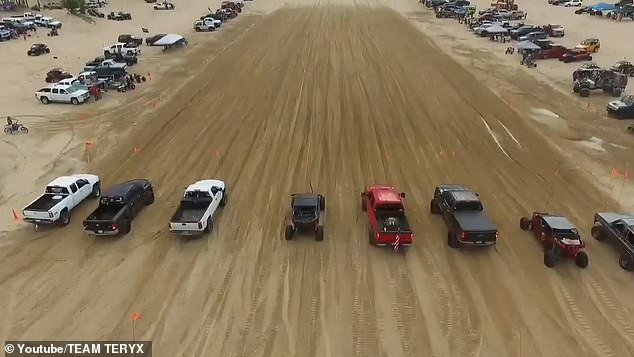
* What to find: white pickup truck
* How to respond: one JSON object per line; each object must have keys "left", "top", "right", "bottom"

{"left": 22, "top": 174, "right": 101, "bottom": 227}
{"left": 34, "top": 16, "right": 62, "bottom": 28}
{"left": 36, "top": 84, "right": 91, "bottom": 105}
{"left": 168, "top": 179, "right": 228, "bottom": 235}
{"left": 103, "top": 42, "right": 141, "bottom": 57}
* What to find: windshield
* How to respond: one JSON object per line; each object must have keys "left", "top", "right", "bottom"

{"left": 293, "top": 205, "right": 316, "bottom": 217}
{"left": 622, "top": 96, "right": 634, "bottom": 105}
{"left": 553, "top": 228, "right": 579, "bottom": 239}
{"left": 454, "top": 201, "right": 483, "bottom": 211}
{"left": 66, "top": 87, "right": 81, "bottom": 94}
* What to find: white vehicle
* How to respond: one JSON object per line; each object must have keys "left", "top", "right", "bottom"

{"left": 565, "top": 0, "right": 582, "bottom": 6}
{"left": 36, "top": 84, "right": 91, "bottom": 105}
{"left": 21, "top": 12, "right": 43, "bottom": 21}
{"left": 203, "top": 17, "right": 221, "bottom": 28}
{"left": 22, "top": 174, "right": 101, "bottom": 227}
{"left": 154, "top": 1, "right": 175, "bottom": 10}
{"left": 194, "top": 19, "right": 215, "bottom": 32}
{"left": 34, "top": 16, "right": 62, "bottom": 28}
{"left": 103, "top": 42, "right": 141, "bottom": 57}
{"left": 168, "top": 179, "right": 228, "bottom": 235}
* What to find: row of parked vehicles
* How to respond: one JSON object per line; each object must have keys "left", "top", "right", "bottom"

{"left": 19, "top": 175, "right": 634, "bottom": 271}
{"left": 193, "top": 1, "right": 244, "bottom": 32}
{"left": 0, "top": 12, "right": 62, "bottom": 40}
{"left": 571, "top": 0, "right": 634, "bottom": 21}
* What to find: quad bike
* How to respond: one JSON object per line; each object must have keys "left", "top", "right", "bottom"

{"left": 520, "top": 56, "right": 537, "bottom": 68}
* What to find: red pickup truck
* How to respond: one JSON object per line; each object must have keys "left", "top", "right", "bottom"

{"left": 534, "top": 44, "right": 568, "bottom": 59}
{"left": 361, "top": 184, "right": 414, "bottom": 250}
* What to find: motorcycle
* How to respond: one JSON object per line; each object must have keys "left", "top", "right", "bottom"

{"left": 4, "top": 122, "right": 29, "bottom": 134}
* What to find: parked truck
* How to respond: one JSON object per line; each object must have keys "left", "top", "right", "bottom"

{"left": 168, "top": 179, "right": 227, "bottom": 236}
{"left": 82, "top": 179, "right": 154, "bottom": 236}
{"left": 22, "top": 174, "right": 101, "bottom": 228}
{"left": 361, "top": 184, "right": 414, "bottom": 250}
{"left": 430, "top": 184, "right": 498, "bottom": 248}
{"left": 592, "top": 212, "right": 634, "bottom": 270}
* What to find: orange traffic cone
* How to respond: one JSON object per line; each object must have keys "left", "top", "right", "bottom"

{"left": 12, "top": 209, "right": 20, "bottom": 223}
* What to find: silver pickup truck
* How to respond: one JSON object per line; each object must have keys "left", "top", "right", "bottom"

{"left": 22, "top": 174, "right": 101, "bottom": 228}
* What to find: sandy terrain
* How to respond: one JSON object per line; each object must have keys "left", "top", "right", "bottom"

{"left": 1, "top": 0, "right": 634, "bottom": 357}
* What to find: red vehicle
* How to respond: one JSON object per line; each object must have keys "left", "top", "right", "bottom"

{"left": 534, "top": 44, "right": 568, "bottom": 59}
{"left": 519, "top": 212, "right": 589, "bottom": 268}
{"left": 361, "top": 184, "right": 413, "bottom": 250}
{"left": 559, "top": 48, "right": 593, "bottom": 63}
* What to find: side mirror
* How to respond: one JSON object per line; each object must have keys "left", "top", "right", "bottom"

{"left": 361, "top": 192, "right": 366, "bottom": 197}
{"left": 400, "top": 192, "right": 405, "bottom": 198}
{"left": 475, "top": 192, "right": 480, "bottom": 196}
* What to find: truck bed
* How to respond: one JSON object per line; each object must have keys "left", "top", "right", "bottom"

{"left": 595, "top": 212, "right": 634, "bottom": 256}
{"left": 454, "top": 211, "right": 497, "bottom": 232}
{"left": 85, "top": 206, "right": 120, "bottom": 222}
{"left": 376, "top": 215, "right": 412, "bottom": 233}
{"left": 171, "top": 207, "right": 207, "bottom": 223}
{"left": 24, "top": 194, "right": 66, "bottom": 212}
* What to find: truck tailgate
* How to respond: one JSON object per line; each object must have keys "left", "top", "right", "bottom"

{"left": 22, "top": 210, "right": 52, "bottom": 220}
{"left": 169, "top": 221, "right": 203, "bottom": 234}
{"left": 84, "top": 220, "right": 118, "bottom": 235}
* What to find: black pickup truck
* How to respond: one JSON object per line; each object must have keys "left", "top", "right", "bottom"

{"left": 430, "top": 184, "right": 498, "bottom": 248}
{"left": 82, "top": 179, "right": 154, "bottom": 236}
{"left": 592, "top": 212, "right": 634, "bottom": 270}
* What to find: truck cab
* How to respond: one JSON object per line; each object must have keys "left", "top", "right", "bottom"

{"left": 592, "top": 212, "right": 634, "bottom": 270}
{"left": 361, "top": 184, "right": 413, "bottom": 249}
{"left": 103, "top": 42, "right": 141, "bottom": 57}
{"left": 169, "top": 179, "right": 227, "bottom": 236}
{"left": 430, "top": 184, "right": 498, "bottom": 248}
{"left": 83, "top": 179, "right": 154, "bottom": 236}
{"left": 22, "top": 174, "right": 100, "bottom": 227}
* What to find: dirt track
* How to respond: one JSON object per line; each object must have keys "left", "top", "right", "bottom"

{"left": 2, "top": 5, "right": 634, "bottom": 357}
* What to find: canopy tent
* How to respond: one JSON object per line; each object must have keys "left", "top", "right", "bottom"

{"left": 485, "top": 25, "right": 508, "bottom": 34}
{"left": 516, "top": 41, "right": 541, "bottom": 50}
{"left": 589, "top": 3, "right": 616, "bottom": 10}
{"left": 153, "top": 34, "right": 185, "bottom": 46}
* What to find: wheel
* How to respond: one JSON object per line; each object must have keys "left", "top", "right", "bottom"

{"left": 120, "top": 220, "right": 131, "bottom": 235}
{"left": 587, "top": 56, "right": 592, "bottom": 61}
{"left": 430, "top": 199, "right": 440, "bottom": 214}
{"left": 27, "top": 51, "right": 32, "bottom": 55}
{"left": 3, "top": 127, "right": 10, "bottom": 134}
{"left": 368, "top": 225, "right": 375, "bottom": 246}
{"left": 20, "top": 126, "right": 28, "bottom": 133}
{"left": 285, "top": 225, "right": 294, "bottom": 240}
{"left": 591, "top": 225, "right": 606, "bottom": 241}
{"left": 195, "top": 27, "right": 201, "bottom": 32}
{"left": 619, "top": 254, "right": 634, "bottom": 271}
{"left": 519, "top": 217, "right": 532, "bottom": 230}
{"left": 90, "top": 184, "right": 101, "bottom": 198}
{"left": 447, "top": 231, "right": 460, "bottom": 248}
{"left": 575, "top": 251, "right": 589, "bottom": 268}
{"left": 45, "top": 48, "right": 50, "bottom": 53}
{"left": 220, "top": 189, "right": 228, "bottom": 206}
{"left": 71, "top": 97, "right": 79, "bottom": 105}
{"left": 573, "top": 83, "right": 580, "bottom": 93}
{"left": 204, "top": 217, "right": 213, "bottom": 233}
{"left": 145, "top": 191, "right": 155, "bottom": 205}
{"left": 210, "top": 26, "right": 215, "bottom": 32}
{"left": 57, "top": 210, "right": 70, "bottom": 226}
{"left": 544, "top": 249, "right": 557, "bottom": 268}
{"left": 613, "top": 88, "right": 622, "bottom": 97}
{"left": 579, "top": 88, "right": 590, "bottom": 97}
{"left": 40, "top": 96, "right": 50, "bottom": 104}
{"left": 315, "top": 225, "right": 324, "bottom": 241}
{"left": 361, "top": 197, "right": 366, "bottom": 211}
{"left": 319, "top": 195, "right": 325, "bottom": 210}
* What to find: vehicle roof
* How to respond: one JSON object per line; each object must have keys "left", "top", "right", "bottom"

{"left": 47, "top": 175, "right": 87, "bottom": 187}
{"left": 540, "top": 214, "right": 576, "bottom": 230}
{"left": 292, "top": 193, "right": 319, "bottom": 206}
{"left": 620, "top": 218, "right": 634, "bottom": 226}
{"left": 582, "top": 38, "right": 599, "bottom": 42}
{"left": 449, "top": 190, "right": 479, "bottom": 202}
{"left": 104, "top": 179, "right": 148, "bottom": 197}
{"left": 374, "top": 190, "right": 402, "bottom": 204}
{"left": 185, "top": 179, "right": 223, "bottom": 191}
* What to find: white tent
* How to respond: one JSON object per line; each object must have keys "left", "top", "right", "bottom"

{"left": 485, "top": 25, "right": 508, "bottom": 34}
{"left": 153, "top": 34, "right": 185, "bottom": 46}
{"left": 516, "top": 41, "right": 541, "bottom": 50}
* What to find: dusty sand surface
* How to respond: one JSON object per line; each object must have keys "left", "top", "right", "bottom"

{"left": 2, "top": 2, "right": 634, "bottom": 356}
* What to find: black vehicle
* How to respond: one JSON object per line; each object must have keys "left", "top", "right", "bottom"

{"left": 510, "top": 25, "right": 538, "bottom": 40}
{"left": 83, "top": 179, "right": 154, "bottom": 236}
{"left": 45, "top": 68, "right": 72, "bottom": 83}
{"left": 573, "top": 68, "right": 627, "bottom": 97}
{"left": 2, "top": 21, "right": 29, "bottom": 33}
{"left": 610, "top": 61, "right": 634, "bottom": 77}
{"left": 285, "top": 193, "right": 325, "bottom": 241}
{"left": 430, "top": 184, "right": 498, "bottom": 248}
{"left": 574, "top": 6, "right": 589, "bottom": 14}
{"left": 85, "top": 56, "right": 105, "bottom": 67}
{"left": 28, "top": 43, "right": 50, "bottom": 56}
{"left": 202, "top": 13, "right": 224, "bottom": 22}
{"left": 145, "top": 33, "right": 166, "bottom": 46}
{"left": 107, "top": 11, "right": 132, "bottom": 21}
{"left": 607, "top": 95, "right": 634, "bottom": 119}
{"left": 104, "top": 52, "right": 138, "bottom": 65}
{"left": 117, "top": 34, "right": 143, "bottom": 47}
{"left": 592, "top": 212, "right": 634, "bottom": 270}
{"left": 87, "top": 9, "right": 105, "bottom": 17}
{"left": 91, "top": 65, "right": 127, "bottom": 79}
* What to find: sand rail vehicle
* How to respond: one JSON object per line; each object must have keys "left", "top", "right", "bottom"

{"left": 361, "top": 184, "right": 413, "bottom": 250}
{"left": 591, "top": 212, "right": 634, "bottom": 270}
{"left": 430, "top": 184, "right": 498, "bottom": 248}
{"left": 169, "top": 179, "right": 227, "bottom": 236}
{"left": 22, "top": 174, "right": 101, "bottom": 228}
{"left": 285, "top": 193, "right": 325, "bottom": 241}
{"left": 520, "top": 212, "right": 588, "bottom": 268}
{"left": 82, "top": 179, "right": 154, "bottom": 236}
{"left": 572, "top": 67, "right": 627, "bottom": 98}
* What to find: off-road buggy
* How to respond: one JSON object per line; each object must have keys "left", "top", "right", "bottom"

{"left": 520, "top": 212, "right": 589, "bottom": 268}
{"left": 572, "top": 68, "right": 627, "bottom": 97}
{"left": 107, "top": 11, "right": 132, "bottom": 21}
{"left": 284, "top": 193, "right": 325, "bottom": 241}
{"left": 610, "top": 60, "right": 634, "bottom": 77}
{"left": 28, "top": 43, "right": 50, "bottom": 56}
{"left": 45, "top": 68, "right": 72, "bottom": 83}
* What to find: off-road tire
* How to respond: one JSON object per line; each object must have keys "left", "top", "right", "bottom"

{"left": 316, "top": 225, "right": 324, "bottom": 241}
{"left": 579, "top": 88, "right": 590, "bottom": 97}
{"left": 20, "top": 126, "right": 28, "bottom": 133}
{"left": 145, "top": 191, "right": 155, "bottom": 205}
{"left": 285, "top": 225, "right": 293, "bottom": 240}
{"left": 619, "top": 254, "right": 634, "bottom": 271}
{"left": 40, "top": 96, "right": 50, "bottom": 104}
{"left": 591, "top": 225, "right": 606, "bottom": 241}
{"left": 430, "top": 199, "right": 440, "bottom": 214}
{"left": 368, "top": 225, "right": 375, "bottom": 246}
{"left": 71, "top": 97, "right": 79, "bottom": 105}
{"left": 4, "top": 127, "right": 11, "bottom": 134}
{"left": 90, "top": 183, "right": 101, "bottom": 198}
{"left": 361, "top": 197, "right": 366, "bottom": 211}
{"left": 612, "top": 88, "right": 622, "bottom": 97}
{"left": 573, "top": 83, "right": 580, "bottom": 93}
{"left": 575, "top": 251, "right": 589, "bottom": 268}
{"left": 520, "top": 217, "right": 532, "bottom": 230}
{"left": 205, "top": 217, "right": 213, "bottom": 233}
{"left": 544, "top": 249, "right": 557, "bottom": 268}
{"left": 58, "top": 209, "right": 70, "bottom": 226}
{"left": 120, "top": 220, "right": 131, "bottom": 235}
{"left": 447, "top": 231, "right": 460, "bottom": 248}
{"left": 45, "top": 48, "right": 50, "bottom": 53}
{"left": 319, "top": 195, "right": 325, "bottom": 211}
{"left": 220, "top": 189, "right": 228, "bottom": 206}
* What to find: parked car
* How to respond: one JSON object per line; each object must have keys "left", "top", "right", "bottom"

{"left": 153, "top": 1, "right": 175, "bottom": 10}
{"left": 103, "top": 42, "right": 141, "bottom": 56}
{"left": 565, "top": 0, "right": 583, "bottom": 6}
{"left": 117, "top": 34, "right": 143, "bottom": 46}
{"left": 34, "top": 16, "right": 61, "bottom": 28}
{"left": 45, "top": 68, "right": 72, "bottom": 83}
{"left": 534, "top": 44, "right": 568, "bottom": 59}
{"left": 36, "top": 84, "right": 91, "bottom": 105}
{"left": 0, "top": 25, "right": 11, "bottom": 41}
{"left": 607, "top": 95, "right": 634, "bottom": 119}
{"left": 559, "top": 48, "right": 592, "bottom": 63}
{"left": 576, "top": 38, "right": 600, "bottom": 53}
{"left": 22, "top": 174, "right": 101, "bottom": 227}
{"left": 168, "top": 179, "right": 228, "bottom": 236}
{"left": 82, "top": 179, "right": 154, "bottom": 236}
{"left": 194, "top": 20, "right": 215, "bottom": 32}
{"left": 27, "top": 43, "right": 50, "bottom": 56}
{"left": 541, "top": 24, "right": 564, "bottom": 37}
{"left": 518, "top": 31, "right": 547, "bottom": 42}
